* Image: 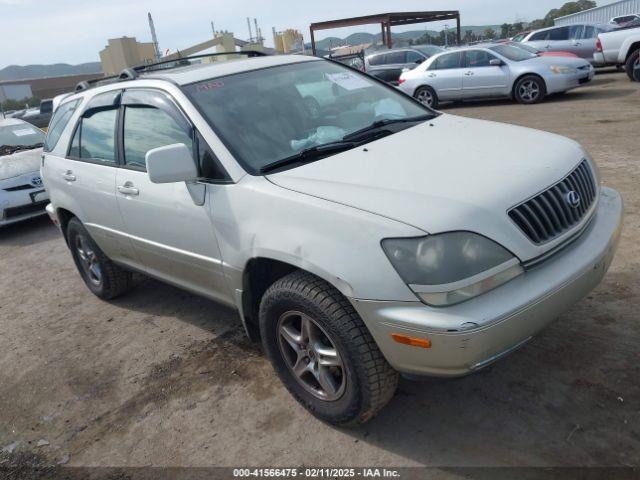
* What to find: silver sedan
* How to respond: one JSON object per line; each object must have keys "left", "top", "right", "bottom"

{"left": 398, "top": 44, "right": 594, "bottom": 108}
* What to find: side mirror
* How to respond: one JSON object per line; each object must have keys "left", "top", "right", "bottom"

{"left": 146, "top": 143, "right": 198, "bottom": 184}
{"left": 415, "top": 58, "right": 424, "bottom": 64}
{"left": 489, "top": 58, "right": 503, "bottom": 66}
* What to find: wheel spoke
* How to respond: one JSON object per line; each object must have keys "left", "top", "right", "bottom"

{"left": 315, "top": 345, "right": 341, "bottom": 367}
{"left": 315, "top": 366, "right": 339, "bottom": 397}
{"left": 292, "top": 355, "right": 310, "bottom": 378}
{"left": 300, "top": 315, "right": 314, "bottom": 344}
{"left": 280, "top": 324, "right": 302, "bottom": 352}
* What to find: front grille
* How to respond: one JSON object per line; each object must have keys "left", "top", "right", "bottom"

{"left": 4, "top": 201, "right": 48, "bottom": 219}
{"left": 508, "top": 160, "right": 597, "bottom": 244}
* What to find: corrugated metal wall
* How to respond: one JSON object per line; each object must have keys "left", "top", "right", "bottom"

{"left": 554, "top": 0, "right": 640, "bottom": 25}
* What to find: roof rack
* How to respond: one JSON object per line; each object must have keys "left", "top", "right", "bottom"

{"left": 74, "top": 50, "right": 269, "bottom": 93}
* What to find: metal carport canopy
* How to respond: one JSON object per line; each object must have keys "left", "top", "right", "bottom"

{"left": 309, "top": 11, "right": 461, "bottom": 55}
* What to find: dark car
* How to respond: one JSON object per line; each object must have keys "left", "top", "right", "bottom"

{"left": 20, "top": 99, "right": 53, "bottom": 129}
{"left": 364, "top": 45, "right": 445, "bottom": 85}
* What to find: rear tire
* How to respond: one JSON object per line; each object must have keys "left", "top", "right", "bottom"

{"left": 67, "top": 217, "right": 132, "bottom": 300}
{"left": 414, "top": 86, "right": 439, "bottom": 109}
{"left": 514, "top": 75, "right": 546, "bottom": 104}
{"left": 625, "top": 49, "right": 639, "bottom": 81}
{"left": 259, "top": 271, "right": 398, "bottom": 426}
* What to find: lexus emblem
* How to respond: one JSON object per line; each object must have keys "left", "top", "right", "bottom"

{"left": 30, "top": 176, "right": 43, "bottom": 187}
{"left": 565, "top": 190, "right": 581, "bottom": 209}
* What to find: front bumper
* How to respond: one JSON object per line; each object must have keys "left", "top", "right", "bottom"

{"left": 0, "top": 172, "right": 49, "bottom": 226}
{"left": 350, "top": 187, "right": 623, "bottom": 377}
{"left": 545, "top": 67, "right": 595, "bottom": 94}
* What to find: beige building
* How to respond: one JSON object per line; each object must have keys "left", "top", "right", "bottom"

{"left": 273, "top": 29, "right": 304, "bottom": 54}
{"left": 99, "top": 37, "right": 157, "bottom": 76}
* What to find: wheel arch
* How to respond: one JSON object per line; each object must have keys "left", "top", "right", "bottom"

{"left": 624, "top": 41, "right": 640, "bottom": 61}
{"left": 56, "top": 207, "right": 77, "bottom": 245}
{"left": 239, "top": 256, "right": 355, "bottom": 342}
{"left": 511, "top": 72, "right": 547, "bottom": 99}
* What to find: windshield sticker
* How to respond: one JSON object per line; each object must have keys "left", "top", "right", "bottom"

{"left": 196, "top": 81, "right": 225, "bottom": 92}
{"left": 325, "top": 72, "right": 371, "bottom": 91}
{"left": 12, "top": 129, "right": 35, "bottom": 137}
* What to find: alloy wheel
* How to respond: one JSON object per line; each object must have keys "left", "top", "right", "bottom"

{"left": 75, "top": 234, "right": 102, "bottom": 286}
{"left": 519, "top": 80, "right": 540, "bottom": 102}
{"left": 416, "top": 89, "right": 434, "bottom": 107}
{"left": 277, "top": 311, "right": 346, "bottom": 401}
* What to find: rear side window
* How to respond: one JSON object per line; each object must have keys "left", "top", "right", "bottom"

{"left": 432, "top": 52, "right": 461, "bottom": 70}
{"left": 548, "top": 27, "right": 569, "bottom": 41}
{"left": 123, "top": 106, "right": 193, "bottom": 169}
{"left": 385, "top": 51, "right": 406, "bottom": 64}
{"left": 406, "top": 50, "right": 425, "bottom": 63}
{"left": 68, "top": 109, "right": 118, "bottom": 164}
{"left": 581, "top": 26, "right": 596, "bottom": 39}
{"left": 529, "top": 30, "right": 548, "bottom": 41}
{"left": 568, "top": 25, "right": 583, "bottom": 39}
{"left": 44, "top": 99, "right": 80, "bottom": 152}
{"left": 368, "top": 54, "right": 386, "bottom": 66}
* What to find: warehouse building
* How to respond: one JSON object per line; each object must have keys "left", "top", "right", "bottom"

{"left": 554, "top": 0, "right": 640, "bottom": 25}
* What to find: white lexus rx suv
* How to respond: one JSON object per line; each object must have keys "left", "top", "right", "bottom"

{"left": 41, "top": 53, "right": 623, "bottom": 425}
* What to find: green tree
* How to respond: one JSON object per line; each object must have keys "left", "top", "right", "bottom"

{"left": 484, "top": 28, "right": 497, "bottom": 40}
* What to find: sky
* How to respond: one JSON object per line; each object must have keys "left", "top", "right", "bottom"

{"left": 0, "top": 0, "right": 618, "bottom": 69}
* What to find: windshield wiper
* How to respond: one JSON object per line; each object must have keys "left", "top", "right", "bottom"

{"left": 342, "top": 114, "right": 433, "bottom": 142}
{"left": 0, "top": 143, "right": 43, "bottom": 155}
{"left": 260, "top": 141, "right": 358, "bottom": 174}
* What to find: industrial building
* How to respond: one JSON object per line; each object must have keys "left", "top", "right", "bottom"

{"left": 99, "top": 37, "right": 157, "bottom": 76}
{"left": 273, "top": 29, "right": 305, "bottom": 54}
{"left": 0, "top": 73, "right": 102, "bottom": 101}
{"left": 554, "top": 0, "right": 640, "bottom": 25}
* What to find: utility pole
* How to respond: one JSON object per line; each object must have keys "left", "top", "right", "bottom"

{"left": 148, "top": 12, "right": 161, "bottom": 61}
{"left": 444, "top": 24, "right": 449, "bottom": 48}
{"left": 211, "top": 21, "right": 215, "bottom": 37}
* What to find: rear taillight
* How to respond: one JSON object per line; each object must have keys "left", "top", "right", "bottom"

{"left": 596, "top": 38, "right": 602, "bottom": 52}
{"left": 398, "top": 78, "right": 405, "bottom": 85}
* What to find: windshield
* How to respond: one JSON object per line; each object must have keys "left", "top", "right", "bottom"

{"left": 510, "top": 42, "right": 540, "bottom": 54}
{"left": 511, "top": 32, "right": 529, "bottom": 42}
{"left": 489, "top": 44, "right": 537, "bottom": 61}
{"left": 183, "top": 60, "right": 434, "bottom": 174}
{"left": 0, "top": 122, "right": 45, "bottom": 155}
{"left": 414, "top": 45, "right": 445, "bottom": 57}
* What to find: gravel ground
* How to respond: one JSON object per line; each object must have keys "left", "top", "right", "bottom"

{"left": 1, "top": 71, "right": 638, "bottom": 470}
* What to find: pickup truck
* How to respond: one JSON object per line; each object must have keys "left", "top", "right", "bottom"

{"left": 594, "top": 22, "right": 640, "bottom": 80}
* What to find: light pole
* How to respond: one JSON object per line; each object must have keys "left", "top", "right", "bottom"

{"left": 444, "top": 24, "right": 449, "bottom": 48}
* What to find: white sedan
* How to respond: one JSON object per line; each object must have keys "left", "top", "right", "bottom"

{"left": 398, "top": 44, "right": 595, "bottom": 108}
{"left": 0, "top": 119, "right": 48, "bottom": 226}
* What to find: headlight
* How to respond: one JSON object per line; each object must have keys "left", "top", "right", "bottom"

{"left": 382, "top": 232, "right": 523, "bottom": 307}
{"left": 550, "top": 65, "right": 577, "bottom": 74}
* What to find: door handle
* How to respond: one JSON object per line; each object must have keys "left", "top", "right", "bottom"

{"left": 427, "top": 73, "right": 436, "bottom": 78}
{"left": 62, "top": 171, "right": 76, "bottom": 182}
{"left": 464, "top": 71, "right": 474, "bottom": 76}
{"left": 117, "top": 182, "right": 139, "bottom": 196}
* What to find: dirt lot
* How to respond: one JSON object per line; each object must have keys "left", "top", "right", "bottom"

{"left": 1, "top": 71, "right": 639, "bottom": 470}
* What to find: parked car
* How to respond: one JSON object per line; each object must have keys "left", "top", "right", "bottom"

{"left": 594, "top": 23, "right": 640, "bottom": 80}
{"left": 365, "top": 46, "right": 445, "bottom": 85}
{"left": 398, "top": 44, "right": 594, "bottom": 108}
{"left": 20, "top": 99, "right": 53, "bottom": 129}
{"left": 42, "top": 53, "right": 622, "bottom": 426}
{"left": 610, "top": 14, "right": 640, "bottom": 26}
{"left": 508, "top": 41, "right": 579, "bottom": 58}
{"left": 518, "top": 23, "right": 615, "bottom": 62}
{"left": 0, "top": 118, "right": 48, "bottom": 226}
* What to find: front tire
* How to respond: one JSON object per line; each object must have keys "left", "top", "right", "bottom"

{"left": 514, "top": 75, "right": 546, "bottom": 104}
{"left": 259, "top": 271, "right": 398, "bottom": 426}
{"left": 414, "top": 86, "right": 438, "bottom": 109}
{"left": 625, "top": 49, "right": 639, "bottom": 81}
{"left": 67, "top": 217, "right": 132, "bottom": 300}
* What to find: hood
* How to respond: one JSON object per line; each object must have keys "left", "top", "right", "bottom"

{"left": 524, "top": 54, "right": 590, "bottom": 69}
{"left": 267, "top": 114, "right": 587, "bottom": 261}
{"left": 0, "top": 148, "right": 43, "bottom": 180}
